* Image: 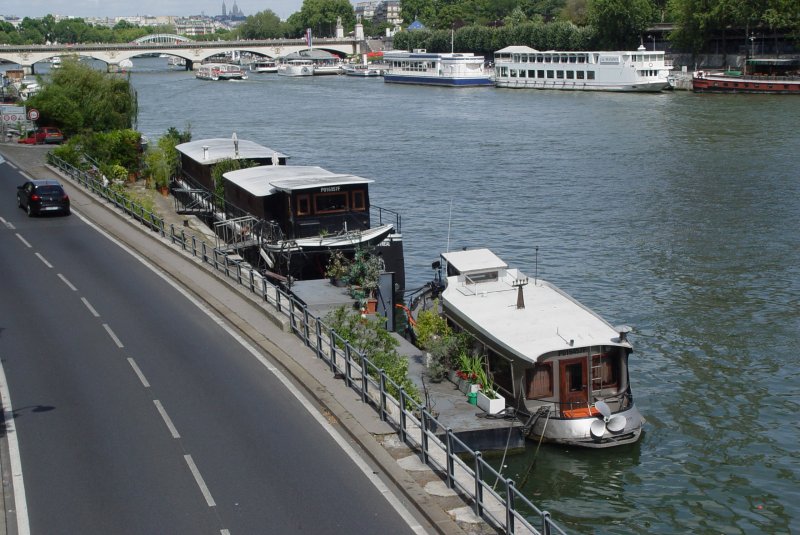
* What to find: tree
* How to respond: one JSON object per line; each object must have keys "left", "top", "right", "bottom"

{"left": 237, "top": 10, "right": 284, "bottom": 39}
{"left": 26, "top": 58, "right": 138, "bottom": 135}
{"left": 587, "top": 0, "right": 656, "bottom": 49}
{"left": 401, "top": 0, "right": 437, "bottom": 26}
{"left": 296, "top": 0, "right": 355, "bottom": 37}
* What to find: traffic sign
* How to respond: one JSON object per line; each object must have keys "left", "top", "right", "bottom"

{"left": 28, "top": 108, "right": 39, "bottom": 121}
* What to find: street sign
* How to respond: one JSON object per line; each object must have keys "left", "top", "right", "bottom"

{"left": 28, "top": 108, "right": 39, "bottom": 121}
{"left": 0, "top": 105, "right": 26, "bottom": 123}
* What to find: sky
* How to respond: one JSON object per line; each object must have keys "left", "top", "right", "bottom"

{"left": 1, "top": 0, "right": 308, "bottom": 21}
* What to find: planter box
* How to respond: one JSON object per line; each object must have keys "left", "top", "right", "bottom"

{"left": 477, "top": 391, "right": 505, "bottom": 414}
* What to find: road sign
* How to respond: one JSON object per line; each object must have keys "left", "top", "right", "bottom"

{"left": 28, "top": 108, "right": 39, "bottom": 121}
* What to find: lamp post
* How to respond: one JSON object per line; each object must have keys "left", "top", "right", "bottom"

{"left": 649, "top": 34, "right": 656, "bottom": 51}
{"left": 749, "top": 33, "right": 755, "bottom": 58}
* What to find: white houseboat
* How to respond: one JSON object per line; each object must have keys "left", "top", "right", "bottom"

{"left": 433, "top": 248, "right": 644, "bottom": 448}
{"left": 343, "top": 63, "right": 382, "bottom": 77}
{"left": 277, "top": 59, "right": 315, "bottom": 77}
{"left": 382, "top": 49, "right": 493, "bottom": 87}
{"left": 494, "top": 45, "right": 671, "bottom": 92}
{"left": 196, "top": 63, "right": 248, "bottom": 81}
{"left": 249, "top": 58, "right": 278, "bottom": 73}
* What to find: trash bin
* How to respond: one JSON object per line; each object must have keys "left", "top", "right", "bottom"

{"left": 467, "top": 392, "right": 478, "bottom": 405}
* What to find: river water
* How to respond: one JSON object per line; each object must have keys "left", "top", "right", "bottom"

{"left": 74, "top": 57, "right": 800, "bottom": 533}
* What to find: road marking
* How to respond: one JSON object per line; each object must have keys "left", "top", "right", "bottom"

{"left": 128, "top": 358, "right": 150, "bottom": 388}
{"left": 184, "top": 455, "right": 216, "bottom": 507}
{"left": 20, "top": 170, "right": 31, "bottom": 180}
{"left": 0, "top": 360, "right": 31, "bottom": 535}
{"left": 15, "top": 233, "right": 31, "bottom": 248}
{"left": 57, "top": 273, "right": 77, "bottom": 291}
{"left": 81, "top": 297, "right": 100, "bottom": 317}
{"left": 35, "top": 252, "right": 52, "bottom": 268}
{"left": 102, "top": 323, "right": 124, "bottom": 348}
{"left": 153, "top": 400, "right": 180, "bottom": 438}
{"left": 7, "top": 161, "right": 17, "bottom": 169}
{"left": 0, "top": 217, "right": 14, "bottom": 229}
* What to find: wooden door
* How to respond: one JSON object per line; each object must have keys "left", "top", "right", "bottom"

{"left": 559, "top": 357, "right": 588, "bottom": 410}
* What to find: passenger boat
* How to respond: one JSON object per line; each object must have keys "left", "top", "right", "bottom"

{"left": 494, "top": 45, "right": 671, "bottom": 92}
{"left": 420, "top": 248, "right": 644, "bottom": 448}
{"left": 277, "top": 59, "right": 314, "bottom": 77}
{"left": 196, "top": 63, "right": 248, "bottom": 81}
{"left": 249, "top": 58, "right": 278, "bottom": 73}
{"left": 342, "top": 63, "right": 382, "bottom": 77}
{"left": 692, "top": 58, "right": 800, "bottom": 94}
{"left": 382, "top": 49, "right": 493, "bottom": 87}
{"left": 167, "top": 56, "right": 187, "bottom": 68}
{"left": 311, "top": 58, "right": 344, "bottom": 75}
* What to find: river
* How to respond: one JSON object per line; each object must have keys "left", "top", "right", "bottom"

{"left": 60, "top": 57, "right": 800, "bottom": 533}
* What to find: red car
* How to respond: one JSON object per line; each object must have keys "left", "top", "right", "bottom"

{"left": 18, "top": 127, "right": 64, "bottom": 145}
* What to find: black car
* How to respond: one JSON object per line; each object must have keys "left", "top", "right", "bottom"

{"left": 17, "top": 179, "right": 71, "bottom": 216}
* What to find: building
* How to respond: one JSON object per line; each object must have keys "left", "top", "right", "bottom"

{"left": 373, "top": 0, "right": 402, "bottom": 26}
{"left": 354, "top": 1, "right": 379, "bottom": 20}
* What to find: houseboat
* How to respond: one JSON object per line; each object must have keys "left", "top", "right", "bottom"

{"left": 429, "top": 248, "right": 644, "bottom": 448}
{"left": 221, "top": 165, "right": 405, "bottom": 288}
{"left": 692, "top": 58, "right": 800, "bottom": 94}
{"left": 249, "top": 58, "right": 278, "bottom": 73}
{"left": 196, "top": 63, "right": 248, "bottom": 81}
{"left": 277, "top": 59, "right": 314, "bottom": 77}
{"left": 494, "top": 45, "right": 671, "bottom": 92}
{"left": 343, "top": 63, "right": 382, "bottom": 77}
{"left": 382, "top": 49, "right": 493, "bottom": 87}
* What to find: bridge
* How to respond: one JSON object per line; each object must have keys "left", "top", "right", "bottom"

{"left": 0, "top": 37, "right": 366, "bottom": 74}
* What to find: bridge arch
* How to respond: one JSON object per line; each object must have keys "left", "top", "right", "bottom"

{"left": 133, "top": 34, "right": 192, "bottom": 45}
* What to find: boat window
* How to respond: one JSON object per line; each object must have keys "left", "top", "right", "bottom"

{"left": 557, "top": 70, "right": 564, "bottom": 79}
{"left": 565, "top": 363, "right": 583, "bottom": 392}
{"left": 547, "top": 70, "right": 554, "bottom": 78}
{"left": 536, "top": 55, "right": 543, "bottom": 62}
{"left": 544, "top": 56, "right": 551, "bottom": 63}
{"left": 296, "top": 194, "right": 310, "bottom": 216}
{"left": 577, "top": 71, "right": 584, "bottom": 79}
{"left": 592, "top": 353, "right": 620, "bottom": 389}
{"left": 569, "top": 55, "right": 577, "bottom": 64}
{"left": 528, "top": 70, "right": 536, "bottom": 78}
{"left": 465, "top": 271, "right": 498, "bottom": 284}
{"left": 352, "top": 190, "right": 366, "bottom": 211}
{"left": 561, "top": 55, "right": 569, "bottom": 63}
{"left": 566, "top": 71, "right": 574, "bottom": 79}
{"left": 314, "top": 192, "right": 349, "bottom": 214}
{"left": 510, "top": 69, "right": 518, "bottom": 78}
{"left": 577, "top": 55, "right": 586, "bottom": 63}
{"left": 587, "top": 71, "right": 595, "bottom": 80}
{"left": 526, "top": 363, "right": 553, "bottom": 399}
{"left": 538, "top": 70, "right": 545, "bottom": 78}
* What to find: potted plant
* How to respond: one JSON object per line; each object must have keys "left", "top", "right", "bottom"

{"left": 475, "top": 365, "right": 505, "bottom": 414}
{"left": 348, "top": 248, "right": 383, "bottom": 313}
{"left": 324, "top": 250, "right": 350, "bottom": 287}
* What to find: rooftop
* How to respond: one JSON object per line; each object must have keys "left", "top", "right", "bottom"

{"left": 175, "top": 136, "right": 287, "bottom": 165}
{"left": 223, "top": 165, "right": 373, "bottom": 197}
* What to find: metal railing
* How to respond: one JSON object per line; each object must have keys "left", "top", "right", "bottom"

{"left": 48, "top": 153, "right": 565, "bottom": 535}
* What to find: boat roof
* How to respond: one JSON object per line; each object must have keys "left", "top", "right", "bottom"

{"left": 495, "top": 46, "right": 539, "bottom": 54}
{"left": 441, "top": 249, "right": 630, "bottom": 364}
{"left": 223, "top": 165, "right": 373, "bottom": 197}
{"left": 176, "top": 137, "right": 287, "bottom": 165}
{"left": 384, "top": 50, "right": 482, "bottom": 60}
{"left": 495, "top": 46, "right": 664, "bottom": 55}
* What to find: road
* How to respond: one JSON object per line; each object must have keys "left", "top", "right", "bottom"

{"left": 0, "top": 158, "right": 421, "bottom": 533}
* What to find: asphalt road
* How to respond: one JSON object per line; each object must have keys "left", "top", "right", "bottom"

{"left": 0, "top": 158, "right": 420, "bottom": 533}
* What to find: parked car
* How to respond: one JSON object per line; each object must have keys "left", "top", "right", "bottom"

{"left": 17, "top": 179, "right": 70, "bottom": 216}
{"left": 16, "top": 127, "right": 64, "bottom": 145}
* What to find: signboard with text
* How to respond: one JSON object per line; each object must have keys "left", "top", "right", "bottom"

{"left": 0, "top": 105, "right": 26, "bottom": 123}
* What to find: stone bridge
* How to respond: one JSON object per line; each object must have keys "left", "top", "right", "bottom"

{"left": 0, "top": 38, "right": 364, "bottom": 73}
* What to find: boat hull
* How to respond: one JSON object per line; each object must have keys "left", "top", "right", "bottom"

{"left": 496, "top": 79, "right": 669, "bottom": 92}
{"left": 383, "top": 74, "right": 493, "bottom": 87}
{"left": 262, "top": 223, "right": 395, "bottom": 253}
{"left": 528, "top": 405, "right": 645, "bottom": 448}
{"left": 692, "top": 72, "right": 800, "bottom": 94}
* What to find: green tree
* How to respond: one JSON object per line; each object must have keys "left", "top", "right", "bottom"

{"left": 588, "top": 0, "right": 656, "bottom": 49}
{"left": 296, "top": 0, "right": 355, "bottom": 37}
{"left": 26, "top": 57, "right": 138, "bottom": 135}
{"left": 401, "top": 0, "right": 437, "bottom": 26}
{"left": 237, "top": 10, "right": 284, "bottom": 39}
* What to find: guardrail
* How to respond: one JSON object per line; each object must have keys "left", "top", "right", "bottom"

{"left": 48, "top": 153, "right": 565, "bottom": 535}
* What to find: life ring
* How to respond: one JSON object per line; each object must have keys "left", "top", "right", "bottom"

{"left": 302, "top": 67, "right": 309, "bottom": 74}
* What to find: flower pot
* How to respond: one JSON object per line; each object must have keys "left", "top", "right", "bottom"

{"left": 477, "top": 391, "right": 505, "bottom": 414}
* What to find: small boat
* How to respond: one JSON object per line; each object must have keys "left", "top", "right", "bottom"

{"left": 382, "top": 49, "right": 493, "bottom": 87}
{"left": 494, "top": 45, "right": 671, "bottom": 92}
{"left": 50, "top": 56, "right": 62, "bottom": 69}
{"left": 249, "top": 58, "right": 278, "bottom": 73}
{"left": 692, "top": 58, "right": 800, "bottom": 94}
{"left": 167, "top": 56, "right": 187, "bottom": 68}
{"left": 419, "top": 248, "right": 645, "bottom": 448}
{"left": 343, "top": 63, "right": 382, "bottom": 77}
{"left": 277, "top": 59, "right": 314, "bottom": 77}
{"left": 196, "top": 63, "right": 248, "bottom": 81}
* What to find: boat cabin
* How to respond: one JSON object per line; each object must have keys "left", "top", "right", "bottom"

{"left": 439, "top": 248, "right": 643, "bottom": 447}
{"left": 222, "top": 165, "right": 373, "bottom": 241}
{"left": 175, "top": 136, "right": 288, "bottom": 192}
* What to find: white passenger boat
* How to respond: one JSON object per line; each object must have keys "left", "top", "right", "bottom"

{"left": 342, "top": 63, "right": 382, "bottom": 77}
{"left": 494, "top": 45, "right": 671, "bottom": 92}
{"left": 277, "top": 59, "right": 314, "bottom": 77}
{"left": 196, "top": 63, "right": 248, "bottom": 81}
{"left": 249, "top": 58, "right": 278, "bottom": 73}
{"left": 382, "top": 49, "right": 493, "bottom": 87}
{"left": 167, "top": 56, "right": 187, "bottom": 68}
{"left": 425, "top": 248, "right": 644, "bottom": 448}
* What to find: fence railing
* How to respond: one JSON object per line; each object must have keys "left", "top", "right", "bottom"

{"left": 48, "top": 153, "right": 565, "bottom": 535}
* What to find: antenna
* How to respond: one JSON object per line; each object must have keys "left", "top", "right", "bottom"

{"left": 534, "top": 246, "right": 539, "bottom": 284}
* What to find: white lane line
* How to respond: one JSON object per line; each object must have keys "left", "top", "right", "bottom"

{"left": 7, "top": 161, "right": 18, "bottom": 169}
{"left": 102, "top": 323, "right": 124, "bottom": 348}
{"left": 0, "top": 217, "right": 13, "bottom": 230}
{"left": 15, "top": 233, "right": 31, "bottom": 248}
{"left": 153, "top": 400, "right": 180, "bottom": 438}
{"left": 57, "top": 273, "right": 77, "bottom": 291}
{"left": 75, "top": 210, "right": 424, "bottom": 532}
{"left": 128, "top": 358, "right": 150, "bottom": 388}
{"left": 0, "top": 360, "right": 31, "bottom": 535}
{"left": 184, "top": 455, "right": 216, "bottom": 507}
{"left": 20, "top": 170, "right": 31, "bottom": 180}
{"left": 81, "top": 297, "right": 100, "bottom": 317}
{"left": 35, "top": 252, "right": 52, "bottom": 268}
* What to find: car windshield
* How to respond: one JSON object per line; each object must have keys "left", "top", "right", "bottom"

{"left": 37, "top": 186, "right": 63, "bottom": 194}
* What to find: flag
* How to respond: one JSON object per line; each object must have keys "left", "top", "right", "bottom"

{"left": 306, "top": 28, "right": 312, "bottom": 48}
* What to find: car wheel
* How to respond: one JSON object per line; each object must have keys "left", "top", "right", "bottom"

{"left": 26, "top": 204, "right": 33, "bottom": 217}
